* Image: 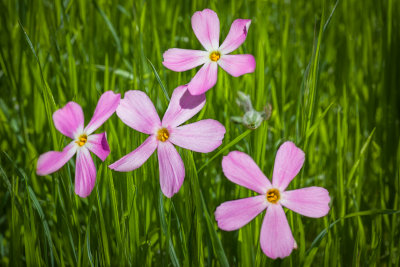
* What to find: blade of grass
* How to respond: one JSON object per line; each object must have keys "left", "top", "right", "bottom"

{"left": 147, "top": 58, "right": 170, "bottom": 102}
{"left": 307, "top": 209, "right": 400, "bottom": 254}
{"left": 158, "top": 190, "right": 180, "bottom": 267}
{"left": 197, "top": 129, "right": 253, "bottom": 173}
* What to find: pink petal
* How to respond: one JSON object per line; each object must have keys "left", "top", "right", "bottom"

{"left": 215, "top": 195, "right": 268, "bottom": 231}
{"left": 187, "top": 62, "right": 218, "bottom": 95}
{"left": 157, "top": 141, "right": 185, "bottom": 198}
{"left": 162, "top": 48, "right": 208, "bottom": 72}
{"left": 218, "top": 54, "right": 256, "bottom": 77}
{"left": 108, "top": 136, "right": 158, "bottom": 172}
{"left": 75, "top": 147, "right": 96, "bottom": 198}
{"left": 36, "top": 142, "right": 77, "bottom": 175}
{"left": 53, "top": 102, "right": 84, "bottom": 139}
{"left": 86, "top": 133, "right": 110, "bottom": 161}
{"left": 191, "top": 9, "right": 220, "bottom": 51}
{"left": 260, "top": 204, "right": 295, "bottom": 259}
{"left": 116, "top": 90, "right": 161, "bottom": 134}
{"left": 168, "top": 119, "right": 225, "bottom": 153}
{"left": 219, "top": 19, "right": 252, "bottom": 54}
{"left": 272, "top": 141, "right": 305, "bottom": 191}
{"left": 222, "top": 151, "right": 271, "bottom": 194}
{"left": 84, "top": 91, "right": 120, "bottom": 135}
{"left": 280, "top": 187, "right": 330, "bottom": 218}
{"left": 162, "top": 85, "right": 206, "bottom": 128}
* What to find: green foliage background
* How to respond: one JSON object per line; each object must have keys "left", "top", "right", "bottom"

{"left": 0, "top": 0, "right": 399, "bottom": 266}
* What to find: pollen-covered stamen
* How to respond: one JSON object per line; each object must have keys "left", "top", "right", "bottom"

{"left": 266, "top": 188, "right": 280, "bottom": 204}
{"left": 75, "top": 134, "right": 88, "bottom": 147}
{"left": 210, "top": 51, "right": 221, "bottom": 62}
{"left": 157, "top": 128, "right": 170, "bottom": 142}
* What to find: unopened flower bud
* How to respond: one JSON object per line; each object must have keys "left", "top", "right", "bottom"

{"left": 243, "top": 110, "right": 263, "bottom": 129}
{"left": 231, "top": 91, "right": 272, "bottom": 129}
{"left": 236, "top": 91, "right": 253, "bottom": 112}
{"left": 262, "top": 103, "right": 272, "bottom": 121}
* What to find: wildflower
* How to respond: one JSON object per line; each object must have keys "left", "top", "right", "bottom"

{"left": 36, "top": 91, "right": 121, "bottom": 197}
{"left": 215, "top": 142, "right": 330, "bottom": 259}
{"left": 163, "top": 9, "right": 256, "bottom": 95}
{"left": 109, "top": 85, "right": 226, "bottom": 197}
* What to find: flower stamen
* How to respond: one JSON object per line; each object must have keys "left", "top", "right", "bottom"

{"left": 210, "top": 51, "right": 221, "bottom": 62}
{"left": 75, "top": 134, "right": 88, "bottom": 147}
{"left": 157, "top": 128, "right": 170, "bottom": 142}
{"left": 266, "top": 188, "right": 280, "bottom": 204}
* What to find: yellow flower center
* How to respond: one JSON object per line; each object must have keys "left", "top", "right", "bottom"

{"left": 157, "top": 128, "right": 169, "bottom": 142}
{"left": 266, "top": 188, "right": 280, "bottom": 204}
{"left": 75, "top": 134, "right": 87, "bottom": 147}
{"left": 210, "top": 51, "right": 221, "bottom": 62}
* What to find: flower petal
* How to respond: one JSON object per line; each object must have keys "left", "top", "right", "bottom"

{"left": 191, "top": 9, "right": 220, "bottom": 51}
{"left": 75, "top": 147, "right": 96, "bottom": 198}
{"left": 162, "top": 85, "right": 206, "bottom": 128}
{"left": 187, "top": 62, "right": 218, "bottom": 95}
{"left": 84, "top": 91, "right": 120, "bottom": 135}
{"left": 86, "top": 133, "right": 110, "bottom": 161}
{"left": 215, "top": 195, "right": 268, "bottom": 231}
{"left": 272, "top": 141, "right": 305, "bottom": 191}
{"left": 280, "top": 187, "right": 330, "bottom": 218}
{"left": 53, "top": 102, "right": 84, "bottom": 139}
{"left": 157, "top": 141, "right": 185, "bottom": 198}
{"left": 260, "top": 204, "right": 295, "bottom": 259}
{"left": 222, "top": 151, "right": 271, "bottom": 194}
{"left": 36, "top": 142, "right": 77, "bottom": 175}
{"left": 162, "top": 48, "right": 209, "bottom": 72}
{"left": 219, "top": 19, "right": 252, "bottom": 54}
{"left": 169, "top": 119, "right": 225, "bottom": 153}
{"left": 116, "top": 90, "right": 161, "bottom": 134}
{"left": 218, "top": 54, "right": 256, "bottom": 77}
{"left": 108, "top": 136, "right": 158, "bottom": 172}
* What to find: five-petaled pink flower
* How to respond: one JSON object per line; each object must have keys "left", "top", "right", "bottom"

{"left": 215, "top": 142, "right": 330, "bottom": 259}
{"left": 36, "top": 91, "right": 121, "bottom": 198}
{"left": 109, "top": 85, "right": 226, "bottom": 197}
{"left": 163, "top": 9, "right": 256, "bottom": 95}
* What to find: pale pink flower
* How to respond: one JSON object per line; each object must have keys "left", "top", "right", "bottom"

{"left": 163, "top": 9, "right": 256, "bottom": 95}
{"left": 109, "top": 85, "right": 225, "bottom": 197}
{"left": 36, "top": 91, "right": 121, "bottom": 198}
{"left": 215, "top": 142, "right": 330, "bottom": 259}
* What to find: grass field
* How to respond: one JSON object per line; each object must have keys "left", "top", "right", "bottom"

{"left": 1, "top": 0, "right": 400, "bottom": 266}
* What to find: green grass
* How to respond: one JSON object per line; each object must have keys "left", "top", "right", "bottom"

{"left": 1, "top": 0, "right": 400, "bottom": 266}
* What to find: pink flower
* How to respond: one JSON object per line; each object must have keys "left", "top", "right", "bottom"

{"left": 163, "top": 9, "right": 256, "bottom": 95}
{"left": 215, "top": 142, "right": 330, "bottom": 259}
{"left": 109, "top": 85, "right": 226, "bottom": 197}
{"left": 36, "top": 91, "right": 121, "bottom": 198}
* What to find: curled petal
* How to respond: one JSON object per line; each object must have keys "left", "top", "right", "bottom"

{"left": 109, "top": 136, "right": 158, "bottom": 172}
{"left": 272, "top": 141, "right": 305, "bottom": 191}
{"left": 222, "top": 151, "right": 271, "bottom": 194}
{"left": 169, "top": 119, "right": 225, "bottom": 153}
{"left": 75, "top": 147, "right": 96, "bottom": 198}
{"left": 260, "top": 204, "right": 295, "bottom": 259}
{"left": 215, "top": 195, "right": 268, "bottom": 231}
{"left": 218, "top": 54, "right": 256, "bottom": 77}
{"left": 116, "top": 90, "right": 161, "bottom": 134}
{"left": 86, "top": 133, "right": 110, "bottom": 161}
{"left": 36, "top": 142, "right": 77, "bottom": 175}
{"left": 157, "top": 141, "right": 185, "bottom": 198}
{"left": 162, "top": 48, "right": 208, "bottom": 72}
{"left": 280, "top": 187, "right": 330, "bottom": 218}
{"left": 219, "top": 19, "right": 252, "bottom": 54}
{"left": 84, "top": 91, "right": 120, "bottom": 135}
{"left": 191, "top": 9, "right": 220, "bottom": 51}
{"left": 53, "top": 102, "right": 84, "bottom": 139}
{"left": 187, "top": 62, "right": 218, "bottom": 95}
{"left": 162, "top": 85, "right": 206, "bottom": 128}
